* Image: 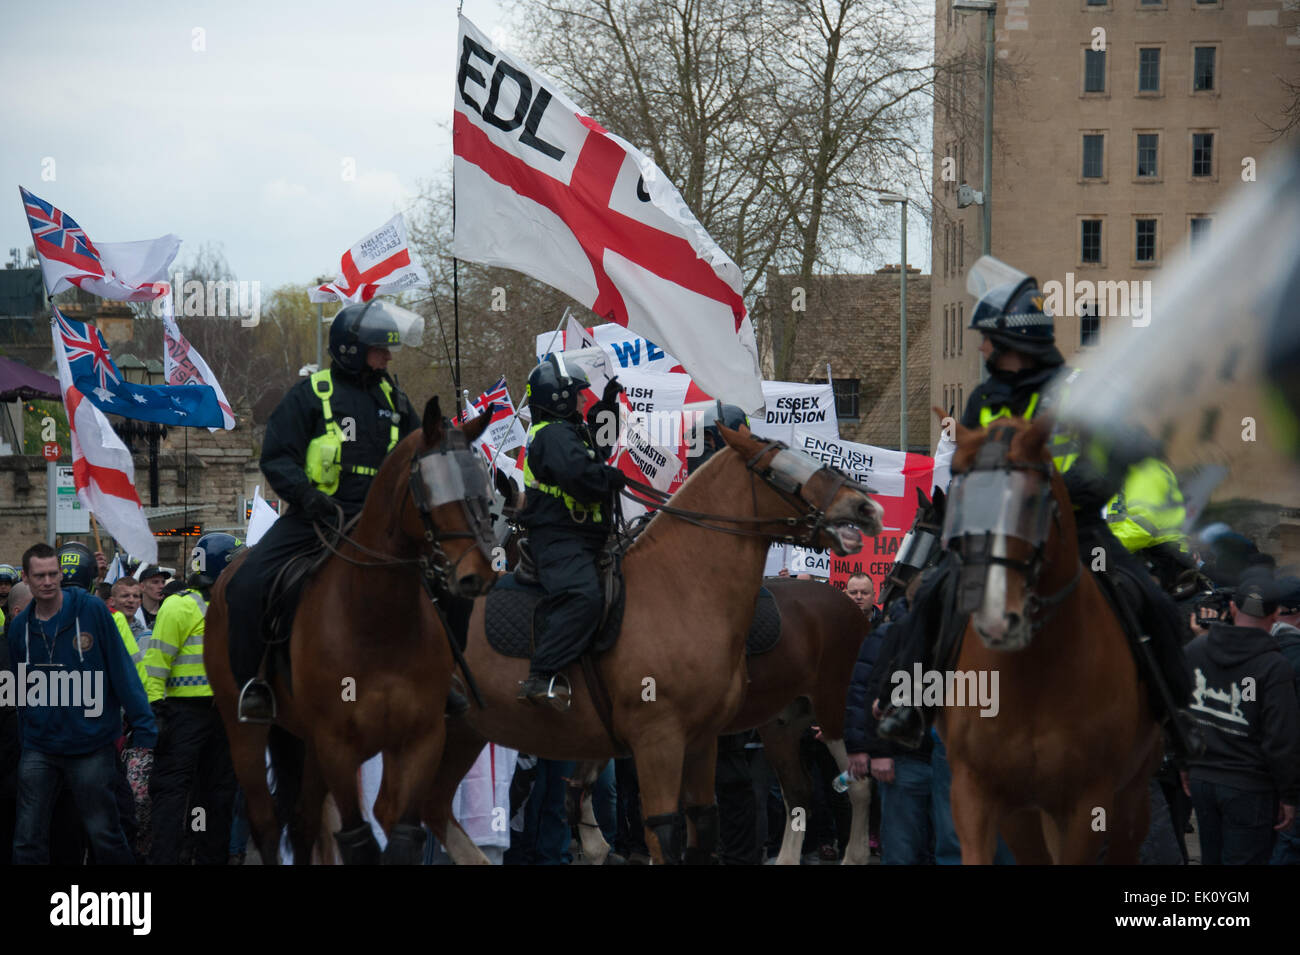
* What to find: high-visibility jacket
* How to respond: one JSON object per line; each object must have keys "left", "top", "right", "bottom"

{"left": 971, "top": 370, "right": 1186, "bottom": 556}
{"left": 1105, "top": 457, "right": 1188, "bottom": 553}
{"left": 304, "top": 369, "right": 399, "bottom": 496}
{"left": 112, "top": 610, "right": 149, "bottom": 689}
{"left": 522, "top": 420, "right": 604, "bottom": 523}
{"left": 143, "top": 590, "right": 210, "bottom": 702}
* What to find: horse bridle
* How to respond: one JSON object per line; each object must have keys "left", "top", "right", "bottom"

{"left": 309, "top": 422, "right": 494, "bottom": 596}
{"left": 946, "top": 428, "right": 1081, "bottom": 631}
{"left": 619, "top": 438, "right": 873, "bottom": 549}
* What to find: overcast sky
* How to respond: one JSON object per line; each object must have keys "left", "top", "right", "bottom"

{"left": 1, "top": 0, "right": 928, "bottom": 294}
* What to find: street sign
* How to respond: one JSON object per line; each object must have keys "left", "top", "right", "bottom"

{"left": 42, "top": 442, "right": 61, "bottom": 461}
{"left": 54, "top": 465, "right": 89, "bottom": 534}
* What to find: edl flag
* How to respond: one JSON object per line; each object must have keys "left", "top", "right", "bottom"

{"left": 452, "top": 15, "right": 763, "bottom": 412}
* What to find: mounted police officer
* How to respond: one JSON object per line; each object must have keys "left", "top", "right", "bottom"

{"left": 224, "top": 299, "right": 419, "bottom": 722}
{"left": 686, "top": 403, "right": 749, "bottom": 476}
{"left": 517, "top": 354, "right": 626, "bottom": 710}
{"left": 878, "top": 257, "right": 1199, "bottom": 757}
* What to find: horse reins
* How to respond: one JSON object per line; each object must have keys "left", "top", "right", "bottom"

{"left": 617, "top": 439, "right": 866, "bottom": 548}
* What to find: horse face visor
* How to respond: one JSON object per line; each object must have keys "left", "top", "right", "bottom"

{"left": 941, "top": 469, "right": 1053, "bottom": 548}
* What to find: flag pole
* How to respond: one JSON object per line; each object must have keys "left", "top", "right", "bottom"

{"left": 89, "top": 512, "right": 104, "bottom": 558}
{"left": 452, "top": 175, "right": 462, "bottom": 414}
{"left": 487, "top": 307, "right": 571, "bottom": 478}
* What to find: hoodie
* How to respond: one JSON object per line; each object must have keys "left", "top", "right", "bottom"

{"left": 1185, "top": 622, "right": 1300, "bottom": 802}
{"left": 1273, "top": 620, "right": 1300, "bottom": 702}
{"left": 3, "top": 586, "right": 157, "bottom": 755}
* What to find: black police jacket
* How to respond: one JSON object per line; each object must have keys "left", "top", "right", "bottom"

{"left": 959, "top": 363, "right": 1062, "bottom": 429}
{"left": 519, "top": 410, "right": 623, "bottom": 537}
{"left": 260, "top": 364, "right": 417, "bottom": 514}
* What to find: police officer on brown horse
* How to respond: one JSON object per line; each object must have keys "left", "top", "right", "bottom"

{"left": 225, "top": 300, "right": 419, "bottom": 722}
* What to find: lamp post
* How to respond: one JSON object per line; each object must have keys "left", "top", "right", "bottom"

{"left": 114, "top": 353, "right": 167, "bottom": 508}
{"left": 879, "top": 193, "right": 909, "bottom": 451}
{"left": 953, "top": 0, "right": 996, "bottom": 257}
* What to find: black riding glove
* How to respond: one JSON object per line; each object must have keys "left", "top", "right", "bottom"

{"left": 300, "top": 489, "right": 337, "bottom": 524}
{"left": 602, "top": 376, "right": 625, "bottom": 404}
{"left": 606, "top": 466, "right": 628, "bottom": 491}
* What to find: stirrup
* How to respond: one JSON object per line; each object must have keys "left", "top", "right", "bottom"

{"left": 519, "top": 673, "right": 572, "bottom": 712}
{"left": 237, "top": 678, "right": 277, "bottom": 724}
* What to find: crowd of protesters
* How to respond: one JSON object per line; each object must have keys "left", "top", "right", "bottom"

{"left": 1, "top": 519, "right": 1296, "bottom": 865}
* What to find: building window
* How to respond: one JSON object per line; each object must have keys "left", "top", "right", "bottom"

{"left": 959, "top": 141, "right": 966, "bottom": 184}
{"left": 1193, "top": 47, "right": 1216, "bottom": 91}
{"left": 1138, "top": 48, "right": 1161, "bottom": 93}
{"left": 1087, "top": 0, "right": 1107, "bottom": 5}
{"left": 1136, "top": 218, "right": 1157, "bottom": 263}
{"left": 943, "top": 305, "right": 950, "bottom": 358}
{"left": 831, "top": 378, "right": 860, "bottom": 420}
{"left": 1082, "top": 134, "right": 1104, "bottom": 178}
{"left": 1192, "top": 132, "right": 1214, "bottom": 177}
{"left": 944, "top": 225, "right": 950, "bottom": 277}
{"left": 1190, "top": 217, "right": 1211, "bottom": 249}
{"left": 1084, "top": 50, "right": 1106, "bottom": 93}
{"left": 957, "top": 385, "right": 963, "bottom": 414}
{"left": 957, "top": 222, "right": 964, "bottom": 269}
{"left": 957, "top": 303, "right": 964, "bottom": 355}
{"left": 1080, "top": 300, "right": 1100, "bottom": 347}
{"left": 1081, "top": 220, "right": 1103, "bottom": 263}
{"left": 1136, "top": 133, "right": 1159, "bottom": 178}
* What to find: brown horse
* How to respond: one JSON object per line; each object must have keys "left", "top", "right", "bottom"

{"left": 549, "top": 577, "right": 873, "bottom": 866}
{"left": 422, "top": 422, "right": 884, "bottom": 864}
{"left": 938, "top": 416, "right": 1162, "bottom": 864}
{"left": 204, "top": 397, "right": 497, "bottom": 864}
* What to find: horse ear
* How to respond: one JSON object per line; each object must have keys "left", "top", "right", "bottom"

{"left": 718, "top": 420, "right": 758, "bottom": 455}
{"left": 460, "top": 402, "right": 495, "bottom": 444}
{"left": 933, "top": 485, "right": 946, "bottom": 508}
{"left": 423, "top": 396, "right": 444, "bottom": 445}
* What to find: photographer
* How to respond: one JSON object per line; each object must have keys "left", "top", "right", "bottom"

{"left": 1184, "top": 572, "right": 1300, "bottom": 864}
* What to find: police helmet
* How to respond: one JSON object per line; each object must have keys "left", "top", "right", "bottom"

{"left": 526, "top": 354, "right": 590, "bottom": 420}
{"left": 705, "top": 403, "right": 749, "bottom": 447}
{"left": 328, "top": 300, "right": 423, "bottom": 374}
{"left": 0, "top": 564, "right": 17, "bottom": 584}
{"left": 188, "top": 533, "right": 244, "bottom": 589}
{"left": 965, "top": 256, "right": 1062, "bottom": 364}
{"left": 57, "top": 542, "right": 96, "bottom": 590}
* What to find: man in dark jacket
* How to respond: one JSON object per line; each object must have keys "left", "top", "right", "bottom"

{"left": 1268, "top": 575, "right": 1300, "bottom": 864}
{"left": 517, "top": 354, "right": 626, "bottom": 710}
{"left": 5, "top": 543, "right": 157, "bottom": 864}
{"left": 224, "top": 299, "right": 418, "bottom": 721}
{"left": 1185, "top": 572, "right": 1300, "bottom": 864}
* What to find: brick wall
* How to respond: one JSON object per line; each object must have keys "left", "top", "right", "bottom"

{"left": 762, "top": 268, "right": 932, "bottom": 451}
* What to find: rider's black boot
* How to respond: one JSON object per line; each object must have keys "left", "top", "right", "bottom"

{"left": 237, "top": 678, "right": 276, "bottom": 724}
{"left": 877, "top": 704, "right": 928, "bottom": 750}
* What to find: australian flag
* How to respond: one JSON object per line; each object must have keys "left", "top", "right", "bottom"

{"left": 55, "top": 308, "right": 224, "bottom": 427}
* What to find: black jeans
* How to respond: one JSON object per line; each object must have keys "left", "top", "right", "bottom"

{"left": 13, "top": 745, "right": 132, "bottom": 865}
{"left": 716, "top": 734, "right": 757, "bottom": 864}
{"left": 149, "top": 698, "right": 237, "bottom": 865}
{"left": 223, "top": 512, "right": 323, "bottom": 686}
{"left": 529, "top": 526, "right": 604, "bottom": 674}
{"left": 1190, "top": 778, "right": 1277, "bottom": 865}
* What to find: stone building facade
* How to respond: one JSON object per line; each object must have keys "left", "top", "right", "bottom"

{"left": 761, "top": 267, "right": 932, "bottom": 452}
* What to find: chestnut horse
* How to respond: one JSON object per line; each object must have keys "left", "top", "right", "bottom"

{"left": 422, "top": 422, "right": 883, "bottom": 864}
{"left": 204, "top": 398, "right": 497, "bottom": 864}
{"left": 939, "top": 416, "right": 1162, "bottom": 864}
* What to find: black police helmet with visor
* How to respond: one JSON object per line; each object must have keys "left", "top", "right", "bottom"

{"left": 526, "top": 353, "right": 590, "bottom": 421}
{"left": 57, "top": 541, "right": 96, "bottom": 590}
{"left": 328, "top": 299, "right": 424, "bottom": 375}
{"left": 188, "top": 533, "right": 244, "bottom": 589}
{"left": 966, "top": 256, "right": 1064, "bottom": 370}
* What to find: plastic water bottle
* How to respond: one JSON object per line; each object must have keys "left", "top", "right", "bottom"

{"left": 831, "top": 771, "right": 853, "bottom": 794}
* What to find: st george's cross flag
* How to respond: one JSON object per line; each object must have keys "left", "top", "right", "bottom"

{"left": 21, "top": 187, "right": 179, "bottom": 302}
{"left": 452, "top": 15, "right": 764, "bottom": 412}
{"left": 309, "top": 214, "right": 430, "bottom": 304}
{"left": 55, "top": 308, "right": 225, "bottom": 427}
{"left": 51, "top": 321, "right": 157, "bottom": 563}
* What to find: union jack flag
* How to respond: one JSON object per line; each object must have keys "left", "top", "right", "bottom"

{"left": 56, "top": 309, "right": 120, "bottom": 392}
{"left": 21, "top": 186, "right": 104, "bottom": 279}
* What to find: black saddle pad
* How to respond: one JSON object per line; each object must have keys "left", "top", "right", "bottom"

{"left": 485, "top": 572, "right": 625, "bottom": 659}
{"left": 485, "top": 579, "right": 782, "bottom": 659}
{"left": 745, "top": 587, "right": 782, "bottom": 657}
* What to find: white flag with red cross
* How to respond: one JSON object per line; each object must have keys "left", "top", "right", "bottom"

{"left": 452, "top": 15, "right": 763, "bottom": 412}
{"left": 309, "top": 213, "right": 429, "bottom": 304}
